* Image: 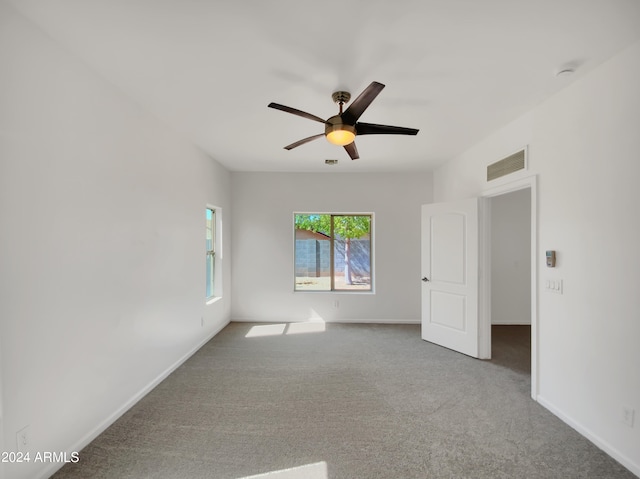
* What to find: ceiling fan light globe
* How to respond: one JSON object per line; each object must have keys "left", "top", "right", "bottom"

{"left": 325, "top": 121, "right": 356, "bottom": 146}
{"left": 326, "top": 129, "right": 356, "bottom": 146}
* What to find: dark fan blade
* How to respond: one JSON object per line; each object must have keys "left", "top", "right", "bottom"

{"left": 343, "top": 141, "right": 359, "bottom": 160}
{"left": 284, "top": 133, "right": 325, "bottom": 150}
{"left": 268, "top": 103, "right": 326, "bottom": 124}
{"left": 341, "top": 81, "right": 385, "bottom": 125}
{"left": 356, "top": 122, "right": 419, "bottom": 136}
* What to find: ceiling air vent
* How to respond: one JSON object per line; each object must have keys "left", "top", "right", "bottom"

{"left": 487, "top": 148, "right": 526, "bottom": 181}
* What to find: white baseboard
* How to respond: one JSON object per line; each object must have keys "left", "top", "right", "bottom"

{"left": 324, "top": 318, "right": 420, "bottom": 324}
{"left": 537, "top": 395, "right": 640, "bottom": 477}
{"left": 232, "top": 318, "right": 420, "bottom": 324}
{"left": 40, "top": 318, "right": 230, "bottom": 479}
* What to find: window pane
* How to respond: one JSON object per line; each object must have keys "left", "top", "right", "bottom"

{"left": 206, "top": 253, "right": 214, "bottom": 297}
{"left": 294, "top": 213, "right": 372, "bottom": 292}
{"left": 206, "top": 209, "right": 214, "bottom": 251}
{"left": 333, "top": 215, "right": 371, "bottom": 291}
{"left": 294, "top": 214, "right": 331, "bottom": 291}
{"left": 206, "top": 208, "right": 215, "bottom": 298}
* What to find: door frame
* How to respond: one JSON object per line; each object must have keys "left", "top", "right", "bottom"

{"left": 481, "top": 175, "right": 538, "bottom": 400}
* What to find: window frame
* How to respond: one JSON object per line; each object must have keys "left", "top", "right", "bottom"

{"left": 293, "top": 212, "right": 374, "bottom": 293}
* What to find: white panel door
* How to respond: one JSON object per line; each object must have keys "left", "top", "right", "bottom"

{"left": 421, "top": 198, "right": 480, "bottom": 357}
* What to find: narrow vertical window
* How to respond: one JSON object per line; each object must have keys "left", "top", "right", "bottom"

{"left": 294, "top": 213, "right": 372, "bottom": 292}
{"left": 206, "top": 208, "right": 216, "bottom": 299}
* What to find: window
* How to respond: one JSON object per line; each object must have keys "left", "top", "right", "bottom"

{"left": 294, "top": 213, "right": 372, "bottom": 292}
{"left": 206, "top": 207, "right": 216, "bottom": 299}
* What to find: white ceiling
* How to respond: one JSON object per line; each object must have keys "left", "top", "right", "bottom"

{"left": 8, "top": 0, "right": 640, "bottom": 172}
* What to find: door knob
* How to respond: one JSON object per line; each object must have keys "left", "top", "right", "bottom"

{"left": 422, "top": 277, "right": 429, "bottom": 282}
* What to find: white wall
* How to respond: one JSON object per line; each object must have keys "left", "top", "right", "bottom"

{"left": 0, "top": 3, "right": 231, "bottom": 478}
{"left": 491, "top": 189, "right": 531, "bottom": 324}
{"left": 231, "top": 172, "right": 432, "bottom": 323}
{"left": 434, "top": 40, "right": 640, "bottom": 475}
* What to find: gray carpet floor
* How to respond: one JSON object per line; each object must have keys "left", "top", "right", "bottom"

{"left": 51, "top": 323, "right": 635, "bottom": 479}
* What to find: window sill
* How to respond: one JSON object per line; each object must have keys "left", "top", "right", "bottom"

{"left": 206, "top": 296, "right": 222, "bottom": 305}
{"left": 294, "top": 290, "right": 375, "bottom": 295}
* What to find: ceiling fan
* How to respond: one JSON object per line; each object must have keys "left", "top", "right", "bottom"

{"left": 268, "top": 81, "right": 419, "bottom": 160}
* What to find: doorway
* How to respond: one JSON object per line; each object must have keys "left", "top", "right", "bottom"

{"left": 489, "top": 188, "right": 531, "bottom": 374}
{"left": 482, "top": 175, "right": 537, "bottom": 399}
{"left": 420, "top": 175, "right": 538, "bottom": 399}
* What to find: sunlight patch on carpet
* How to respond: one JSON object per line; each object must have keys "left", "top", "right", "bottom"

{"left": 245, "top": 321, "right": 326, "bottom": 338}
{"left": 286, "top": 321, "right": 326, "bottom": 335}
{"left": 237, "top": 461, "right": 328, "bottom": 479}
{"left": 245, "top": 324, "right": 287, "bottom": 337}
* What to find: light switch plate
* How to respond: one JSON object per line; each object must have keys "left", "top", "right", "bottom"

{"left": 545, "top": 279, "right": 563, "bottom": 294}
